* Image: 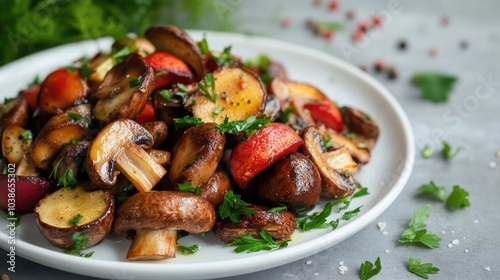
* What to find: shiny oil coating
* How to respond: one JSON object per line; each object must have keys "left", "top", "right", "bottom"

{"left": 114, "top": 191, "right": 216, "bottom": 237}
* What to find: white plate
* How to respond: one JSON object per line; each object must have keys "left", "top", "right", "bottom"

{"left": 0, "top": 31, "right": 414, "bottom": 279}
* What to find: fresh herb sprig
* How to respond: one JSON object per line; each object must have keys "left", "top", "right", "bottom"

{"left": 408, "top": 257, "right": 439, "bottom": 279}
{"left": 178, "top": 183, "right": 202, "bottom": 195}
{"left": 446, "top": 186, "right": 470, "bottom": 209}
{"left": 442, "top": 141, "right": 462, "bottom": 160}
{"left": 399, "top": 205, "right": 442, "bottom": 248}
{"left": 198, "top": 73, "right": 219, "bottom": 102}
{"left": 228, "top": 229, "right": 289, "bottom": 253}
{"left": 177, "top": 244, "right": 199, "bottom": 255}
{"left": 69, "top": 214, "right": 83, "bottom": 226}
{"left": 413, "top": 72, "right": 458, "bottom": 103}
{"left": 360, "top": 257, "right": 382, "bottom": 280}
{"left": 297, "top": 201, "right": 339, "bottom": 231}
{"left": 216, "top": 115, "right": 272, "bottom": 138}
{"left": 65, "top": 231, "right": 94, "bottom": 258}
{"left": 218, "top": 190, "right": 256, "bottom": 223}
{"left": 342, "top": 205, "right": 363, "bottom": 220}
{"left": 172, "top": 116, "right": 204, "bottom": 131}
{"left": 418, "top": 181, "right": 447, "bottom": 202}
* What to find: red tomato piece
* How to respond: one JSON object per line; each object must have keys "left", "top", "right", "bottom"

{"left": 144, "top": 52, "right": 196, "bottom": 90}
{"left": 303, "top": 99, "right": 344, "bottom": 132}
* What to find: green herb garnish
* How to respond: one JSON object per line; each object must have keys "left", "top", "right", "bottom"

{"left": 69, "top": 214, "right": 83, "bottom": 226}
{"left": 317, "top": 21, "right": 343, "bottom": 31}
{"left": 58, "top": 168, "right": 78, "bottom": 188}
{"left": 323, "top": 136, "right": 334, "bottom": 149}
{"left": 360, "top": 257, "right": 382, "bottom": 280}
{"left": 408, "top": 257, "right": 439, "bottom": 279}
{"left": 399, "top": 205, "right": 441, "bottom": 248}
{"left": 67, "top": 111, "right": 83, "bottom": 121}
{"left": 413, "top": 72, "right": 458, "bottom": 103}
{"left": 342, "top": 205, "right": 362, "bottom": 220}
{"left": 279, "top": 107, "right": 294, "bottom": 123}
{"left": 418, "top": 181, "right": 447, "bottom": 202}
{"left": 80, "top": 57, "right": 93, "bottom": 78}
{"left": 173, "top": 116, "right": 204, "bottom": 131}
{"left": 442, "top": 140, "right": 462, "bottom": 160}
{"left": 112, "top": 46, "right": 132, "bottom": 64}
{"left": 128, "top": 75, "right": 145, "bottom": 88}
{"left": 177, "top": 244, "right": 199, "bottom": 255}
{"left": 228, "top": 229, "right": 289, "bottom": 253}
{"left": 218, "top": 190, "right": 256, "bottom": 223}
{"left": 198, "top": 36, "right": 210, "bottom": 54}
{"left": 178, "top": 183, "right": 202, "bottom": 195}
{"left": 216, "top": 115, "right": 272, "bottom": 138}
{"left": 297, "top": 201, "right": 338, "bottom": 231}
{"left": 213, "top": 106, "right": 224, "bottom": 115}
{"left": 65, "top": 231, "right": 94, "bottom": 258}
{"left": 446, "top": 186, "right": 470, "bottom": 209}
{"left": 116, "top": 184, "right": 136, "bottom": 204}
{"left": 19, "top": 129, "right": 33, "bottom": 141}
{"left": 267, "top": 206, "right": 287, "bottom": 213}
{"left": 421, "top": 145, "right": 434, "bottom": 158}
{"left": 198, "top": 73, "right": 219, "bottom": 102}
{"left": 155, "top": 70, "right": 169, "bottom": 78}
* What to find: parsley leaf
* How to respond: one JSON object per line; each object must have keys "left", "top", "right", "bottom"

{"left": 421, "top": 145, "right": 434, "bottom": 158}
{"left": 128, "top": 75, "right": 145, "bottom": 88}
{"left": 418, "top": 181, "right": 447, "bottom": 202}
{"left": 408, "top": 257, "right": 439, "bottom": 279}
{"left": 413, "top": 72, "right": 458, "bottom": 103}
{"left": 177, "top": 244, "right": 199, "bottom": 255}
{"left": 154, "top": 70, "right": 169, "bottom": 78}
{"left": 399, "top": 205, "right": 442, "bottom": 248}
{"left": 178, "top": 183, "right": 202, "bottom": 195}
{"left": 213, "top": 45, "right": 237, "bottom": 67}
{"left": 213, "top": 106, "right": 224, "bottom": 115}
{"left": 218, "top": 190, "right": 256, "bottom": 223}
{"left": 65, "top": 231, "right": 94, "bottom": 258}
{"left": 69, "top": 214, "right": 83, "bottom": 226}
{"left": 67, "top": 111, "right": 83, "bottom": 121}
{"left": 173, "top": 116, "right": 204, "bottom": 131}
{"left": 323, "top": 135, "right": 334, "bottom": 149}
{"left": 215, "top": 115, "right": 272, "bottom": 138}
{"left": 279, "top": 107, "right": 294, "bottom": 123}
{"left": 58, "top": 168, "right": 78, "bottom": 188}
{"left": 342, "top": 205, "right": 362, "bottom": 220}
{"left": 19, "top": 129, "right": 33, "bottom": 141}
{"left": 197, "top": 36, "right": 210, "bottom": 55}
{"left": 228, "top": 229, "right": 289, "bottom": 253}
{"left": 297, "top": 201, "right": 339, "bottom": 231}
{"left": 267, "top": 206, "right": 288, "bottom": 213}
{"left": 116, "top": 184, "right": 136, "bottom": 205}
{"left": 80, "top": 57, "right": 93, "bottom": 78}
{"left": 442, "top": 141, "right": 462, "bottom": 160}
{"left": 446, "top": 186, "right": 470, "bottom": 209}
{"left": 112, "top": 46, "right": 132, "bottom": 64}
{"left": 198, "top": 73, "right": 219, "bottom": 102}
{"left": 360, "top": 257, "right": 382, "bottom": 280}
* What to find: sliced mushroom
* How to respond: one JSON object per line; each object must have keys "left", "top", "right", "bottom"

{"left": 146, "top": 149, "right": 171, "bottom": 168}
{"left": 15, "top": 154, "right": 39, "bottom": 176}
{"left": 257, "top": 152, "right": 321, "bottom": 215}
{"left": 186, "top": 67, "right": 267, "bottom": 124}
{"left": 34, "top": 185, "right": 115, "bottom": 249}
{"left": 93, "top": 53, "right": 154, "bottom": 122}
{"left": 51, "top": 140, "right": 90, "bottom": 183}
{"left": 113, "top": 191, "right": 216, "bottom": 260}
{"left": 301, "top": 126, "right": 357, "bottom": 199}
{"left": 214, "top": 204, "right": 296, "bottom": 243}
{"left": 322, "top": 146, "right": 359, "bottom": 174}
{"left": 86, "top": 118, "right": 166, "bottom": 192}
{"left": 326, "top": 132, "right": 371, "bottom": 165}
{"left": 145, "top": 25, "right": 206, "bottom": 81}
{"left": 0, "top": 96, "right": 29, "bottom": 134}
{"left": 30, "top": 104, "right": 91, "bottom": 170}
{"left": 341, "top": 106, "right": 380, "bottom": 149}
{"left": 112, "top": 36, "right": 156, "bottom": 58}
{"left": 199, "top": 167, "right": 232, "bottom": 206}
{"left": 2, "top": 125, "right": 33, "bottom": 164}
{"left": 169, "top": 123, "right": 225, "bottom": 187}
{"left": 142, "top": 121, "right": 168, "bottom": 148}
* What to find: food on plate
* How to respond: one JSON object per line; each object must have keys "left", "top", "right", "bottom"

{"left": 0, "top": 24, "right": 380, "bottom": 261}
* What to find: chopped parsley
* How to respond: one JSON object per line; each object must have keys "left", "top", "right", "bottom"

{"left": 218, "top": 190, "right": 256, "bottom": 223}
{"left": 442, "top": 140, "right": 462, "bottom": 160}
{"left": 67, "top": 111, "right": 83, "bottom": 121}
{"left": 215, "top": 115, "right": 272, "bottom": 138}
{"left": 279, "top": 107, "right": 294, "bottom": 123}
{"left": 197, "top": 36, "right": 210, "bottom": 55}
{"left": 178, "top": 183, "right": 202, "bottom": 195}
{"left": 446, "top": 185, "right": 470, "bottom": 209}
{"left": 228, "top": 229, "right": 289, "bottom": 253}
{"left": 198, "top": 73, "right": 219, "bottom": 102}
{"left": 408, "top": 257, "right": 439, "bottom": 279}
{"left": 360, "top": 257, "right": 382, "bottom": 280}
{"left": 267, "top": 206, "right": 288, "bottom": 213}
{"left": 323, "top": 135, "right": 334, "bottom": 149}
{"left": 154, "top": 70, "right": 169, "bottom": 78}
{"left": 58, "top": 168, "right": 78, "bottom": 188}
{"left": 128, "top": 75, "right": 145, "bottom": 88}
{"left": 297, "top": 201, "right": 339, "bottom": 231}
{"left": 213, "top": 106, "right": 224, "bottom": 115}
{"left": 177, "top": 244, "right": 199, "bottom": 255}
{"left": 69, "top": 214, "right": 83, "bottom": 226}
{"left": 112, "top": 46, "right": 132, "bottom": 64}
{"left": 116, "top": 184, "right": 136, "bottom": 205}
{"left": 342, "top": 205, "right": 362, "bottom": 220}
{"left": 244, "top": 54, "right": 272, "bottom": 84}
{"left": 413, "top": 72, "right": 458, "bottom": 103}
{"left": 418, "top": 181, "right": 447, "bottom": 202}
{"left": 172, "top": 116, "right": 204, "bottom": 131}
{"left": 62, "top": 137, "right": 83, "bottom": 148}
{"left": 80, "top": 57, "right": 93, "bottom": 78}
{"left": 65, "top": 231, "right": 94, "bottom": 258}
{"left": 421, "top": 145, "right": 434, "bottom": 158}
{"left": 399, "top": 205, "right": 442, "bottom": 248}
{"left": 19, "top": 129, "right": 33, "bottom": 140}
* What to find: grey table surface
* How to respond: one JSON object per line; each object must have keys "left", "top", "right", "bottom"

{"left": 2, "top": 0, "right": 500, "bottom": 279}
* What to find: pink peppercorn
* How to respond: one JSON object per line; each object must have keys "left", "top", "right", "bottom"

{"left": 373, "top": 14, "right": 384, "bottom": 27}
{"left": 429, "top": 47, "right": 438, "bottom": 57}
{"left": 374, "top": 59, "right": 385, "bottom": 72}
{"left": 352, "top": 30, "right": 364, "bottom": 42}
{"left": 358, "top": 20, "right": 370, "bottom": 32}
{"left": 313, "top": 0, "right": 323, "bottom": 6}
{"left": 281, "top": 17, "right": 291, "bottom": 28}
{"left": 328, "top": 0, "right": 339, "bottom": 11}
{"left": 323, "top": 30, "right": 335, "bottom": 40}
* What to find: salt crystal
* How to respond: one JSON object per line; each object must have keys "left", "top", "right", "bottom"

{"left": 442, "top": 230, "right": 446, "bottom": 234}
{"left": 306, "top": 260, "right": 312, "bottom": 265}
{"left": 452, "top": 239, "right": 460, "bottom": 245}
{"left": 377, "top": 222, "right": 387, "bottom": 231}
{"left": 314, "top": 272, "right": 319, "bottom": 276}
{"left": 339, "top": 265, "right": 348, "bottom": 272}
{"left": 484, "top": 266, "right": 491, "bottom": 271}
{"left": 447, "top": 243, "right": 453, "bottom": 248}
{"left": 382, "top": 231, "right": 388, "bottom": 235}
{"left": 465, "top": 249, "right": 469, "bottom": 253}
{"left": 463, "top": 236, "right": 466, "bottom": 239}
{"left": 474, "top": 219, "right": 480, "bottom": 223}
{"left": 385, "top": 249, "right": 389, "bottom": 253}
{"left": 489, "top": 161, "right": 497, "bottom": 168}
{"left": 452, "top": 230, "right": 455, "bottom": 234}
{"left": 339, "top": 261, "right": 344, "bottom": 265}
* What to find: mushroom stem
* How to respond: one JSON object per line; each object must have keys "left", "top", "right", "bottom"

{"left": 127, "top": 229, "right": 177, "bottom": 260}
{"left": 115, "top": 141, "right": 166, "bottom": 192}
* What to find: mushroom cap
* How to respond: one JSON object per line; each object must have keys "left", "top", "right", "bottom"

{"left": 114, "top": 191, "right": 216, "bottom": 237}
{"left": 86, "top": 118, "right": 154, "bottom": 188}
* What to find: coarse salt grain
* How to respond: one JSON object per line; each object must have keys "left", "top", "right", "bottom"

{"left": 474, "top": 219, "right": 480, "bottom": 223}
{"left": 452, "top": 239, "right": 460, "bottom": 245}
{"left": 484, "top": 266, "right": 491, "bottom": 271}
{"left": 465, "top": 249, "right": 469, "bottom": 253}
{"left": 314, "top": 272, "right": 319, "bottom": 276}
{"left": 489, "top": 161, "right": 497, "bottom": 168}
{"left": 377, "top": 222, "right": 387, "bottom": 231}
{"left": 382, "top": 231, "right": 388, "bottom": 235}
{"left": 452, "top": 230, "right": 455, "bottom": 234}
{"left": 339, "top": 265, "right": 348, "bottom": 274}
{"left": 385, "top": 249, "right": 389, "bottom": 253}
{"left": 306, "top": 260, "right": 312, "bottom": 265}
{"left": 339, "top": 261, "right": 344, "bottom": 265}
{"left": 442, "top": 230, "right": 446, "bottom": 234}
{"left": 447, "top": 243, "right": 453, "bottom": 248}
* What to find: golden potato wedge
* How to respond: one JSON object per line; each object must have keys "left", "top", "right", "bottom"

{"left": 2, "top": 125, "right": 32, "bottom": 164}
